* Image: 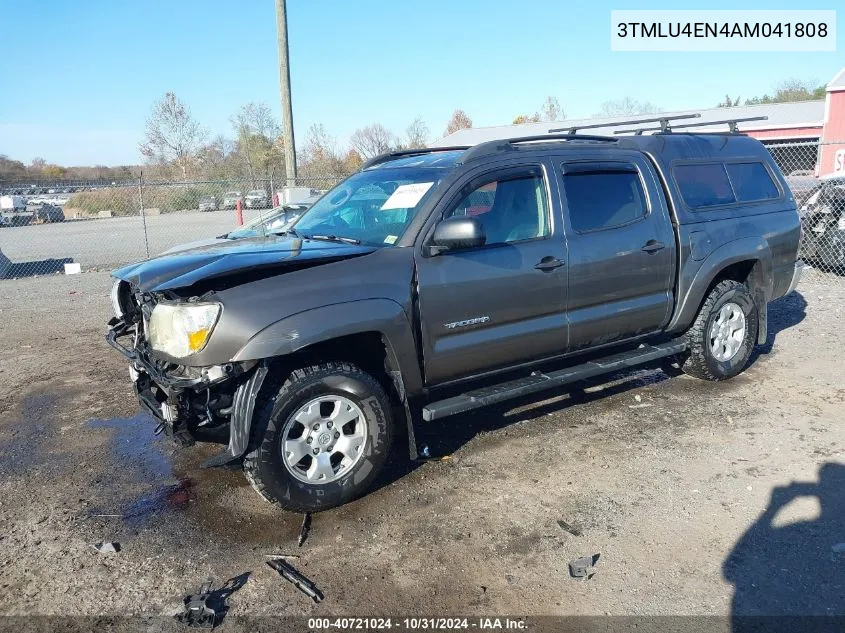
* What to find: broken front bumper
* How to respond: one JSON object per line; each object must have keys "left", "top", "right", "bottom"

{"left": 106, "top": 319, "right": 268, "bottom": 465}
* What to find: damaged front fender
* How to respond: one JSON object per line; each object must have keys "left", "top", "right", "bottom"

{"left": 201, "top": 363, "right": 269, "bottom": 468}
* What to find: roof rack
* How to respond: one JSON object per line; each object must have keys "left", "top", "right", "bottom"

{"left": 550, "top": 114, "right": 701, "bottom": 135}
{"left": 459, "top": 133, "right": 617, "bottom": 164}
{"left": 362, "top": 146, "right": 470, "bottom": 170}
{"left": 614, "top": 116, "right": 769, "bottom": 135}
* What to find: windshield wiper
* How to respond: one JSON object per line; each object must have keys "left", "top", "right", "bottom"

{"left": 307, "top": 234, "right": 361, "bottom": 245}
{"left": 268, "top": 227, "right": 300, "bottom": 237}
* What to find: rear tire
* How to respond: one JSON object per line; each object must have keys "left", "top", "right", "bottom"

{"left": 243, "top": 362, "right": 393, "bottom": 513}
{"left": 681, "top": 280, "right": 758, "bottom": 381}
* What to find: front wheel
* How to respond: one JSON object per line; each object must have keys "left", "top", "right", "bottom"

{"left": 243, "top": 362, "right": 393, "bottom": 513}
{"left": 681, "top": 279, "right": 759, "bottom": 381}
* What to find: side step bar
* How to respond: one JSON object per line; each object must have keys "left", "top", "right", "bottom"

{"left": 422, "top": 340, "right": 687, "bottom": 421}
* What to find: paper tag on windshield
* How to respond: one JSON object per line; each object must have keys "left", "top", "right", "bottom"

{"left": 384, "top": 235, "right": 398, "bottom": 244}
{"left": 380, "top": 182, "right": 434, "bottom": 210}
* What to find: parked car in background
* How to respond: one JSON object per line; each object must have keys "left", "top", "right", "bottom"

{"left": 244, "top": 189, "right": 269, "bottom": 209}
{"left": 784, "top": 170, "right": 821, "bottom": 207}
{"left": 799, "top": 175, "right": 845, "bottom": 272}
{"left": 0, "top": 194, "right": 33, "bottom": 226}
{"left": 221, "top": 191, "right": 243, "bottom": 210}
{"left": 160, "top": 196, "right": 319, "bottom": 254}
{"left": 33, "top": 203, "right": 65, "bottom": 224}
{"left": 198, "top": 196, "right": 218, "bottom": 212}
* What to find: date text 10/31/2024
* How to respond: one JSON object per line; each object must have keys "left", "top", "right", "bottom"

{"left": 308, "top": 617, "right": 528, "bottom": 630}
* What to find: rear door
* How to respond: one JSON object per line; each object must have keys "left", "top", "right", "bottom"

{"left": 415, "top": 161, "right": 569, "bottom": 385}
{"left": 556, "top": 151, "right": 676, "bottom": 351}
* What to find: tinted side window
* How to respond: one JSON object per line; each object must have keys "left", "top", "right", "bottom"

{"left": 726, "top": 162, "right": 780, "bottom": 202}
{"left": 562, "top": 170, "right": 647, "bottom": 232}
{"left": 675, "top": 163, "right": 736, "bottom": 208}
{"left": 446, "top": 175, "right": 549, "bottom": 244}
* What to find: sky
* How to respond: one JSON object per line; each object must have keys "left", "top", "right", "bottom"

{"left": 0, "top": 0, "right": 842, "bottom": 166}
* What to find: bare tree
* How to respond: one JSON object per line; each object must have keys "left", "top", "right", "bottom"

{"left": 404, "top": 117, "right": 429, "bottom": 149}
{"left": 444, "top": 109, "right": 473, "bottom": 136}
{"left": 139, "top": 92, "right": 207, "bottom": 179}
{"left": 350, "top": 123, "right": 394, "bottom": 159}
{"left": 301, "top": 123, "right": 344, "bottom": 174}
{"left": 541, "top": 96, "right": 564, "bottom": 121}
{"left": 195, "top": 135, "right": 234, "bottom": 178}
{"left": 230, "top": 102, "right": 284, "bottom": 183}
{"left": 593, "top": 97, "right": 660, "bottom": 118}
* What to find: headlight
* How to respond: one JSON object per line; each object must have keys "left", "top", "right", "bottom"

{"left": 110, "top": 280, "right": 124, "bottom": 317}
{"left": 148, "top": 302, "right": 221, "bottom": 358}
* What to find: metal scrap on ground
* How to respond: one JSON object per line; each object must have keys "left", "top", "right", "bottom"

{"left": 568, "top": 554, "right": 600, "bottom": 580}
{"left": 556, "top": 520, "right": 583, "bottom": 537}
{"left": 298, "top": 512, "right": 312, "bottom": 547}
{"left": 91, "top": 541, "right": 120, "bottom": 553}
{"left": 175, "top": 578, "right": 218, "bottom": 629}
{"left": 266, "top": 558, "right": 324, "bottom": 603}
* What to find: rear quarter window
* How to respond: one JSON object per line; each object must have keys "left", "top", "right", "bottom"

{"left": 725, "top": 162, "right": 780, "bottom": 202}
{"left": 674, "top": 161, "right": 782, "bottom": 209}
{"left": 674, "top": 163, "right": 736, "bottom": 208}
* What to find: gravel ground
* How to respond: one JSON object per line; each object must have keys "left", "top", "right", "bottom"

{"left": 0, "top": 270, "right": 843, "bottom": 625}
{"left": 0, "top": 209, "right": 275, "bottom": 272}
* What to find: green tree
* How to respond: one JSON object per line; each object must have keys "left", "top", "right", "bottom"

{"left": 744, "top": 78, "right": 826, "bottom": 105}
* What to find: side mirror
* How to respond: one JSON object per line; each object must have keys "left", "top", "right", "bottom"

{"left": 430, "top": 216, "right": 486, "bottom": 254}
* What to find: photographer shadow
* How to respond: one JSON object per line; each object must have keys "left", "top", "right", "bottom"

{"left": 724, "top": 462, "right": 845, "bottom": 632}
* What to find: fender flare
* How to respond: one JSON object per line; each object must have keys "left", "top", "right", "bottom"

{"left": 204, "top": 300, "right": 424, "bottom": 466}
{"left": 668, "top": 237, "right": 773, "bottom": 339}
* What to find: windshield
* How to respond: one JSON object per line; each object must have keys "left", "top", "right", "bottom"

{"left": 291, "top": 167, "right": 448, "bottom": 246}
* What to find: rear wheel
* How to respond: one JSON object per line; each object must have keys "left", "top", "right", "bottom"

{"left": 243, "top": 362, "right": 393, "bottom": 513}
{"left": 681, "top": 280, "right": 758, "bottom": 381}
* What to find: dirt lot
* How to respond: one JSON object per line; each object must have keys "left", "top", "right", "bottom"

{"left": 0, "top": 271, "right": 843, "bottom": 626}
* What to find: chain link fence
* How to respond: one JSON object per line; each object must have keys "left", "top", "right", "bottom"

{"left": 0, "top": 172, "right": 348, "bottom": 278}
{"left": 2, "top": 142, "right": 845, "bottom": 280}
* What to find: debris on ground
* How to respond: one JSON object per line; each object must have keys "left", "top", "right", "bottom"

{"left": 628, "top": 403, "right": 654, "bottom": 409}
{"left": 556, "top": 519, "right": 583, "bottom": 537}
{"left": 263, "top": 553, "right": 301, "bottom": 560}
{"left": 505, "top": 574, "right": 518, "bottom": 585}
{"left": 91, "top": 541, "right": 120, "bottom": 553}
{"left": 298, "top": 512, "right": 312, "bottom": 547}
{"left": 266, "top": 558, "right": 324, "bottom": 603}
{"left": 634, "top": 395, "right": 642, "bottom": 402}
{"left": 175, "top": 573, "right": 250, "bottom": 629}
{"left": 568, "top": 554, "right": 600, "bottom": 580}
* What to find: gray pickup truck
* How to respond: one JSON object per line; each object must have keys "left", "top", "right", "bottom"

{"left": 107, "top": 132, "right": 803, "bottom": 512}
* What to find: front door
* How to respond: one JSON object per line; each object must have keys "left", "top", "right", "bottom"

{"left": 557, "top": 154, "right": 676, "bottom": 351}
{"left": 415, "top": 163, "right": 569, "bottom": 385}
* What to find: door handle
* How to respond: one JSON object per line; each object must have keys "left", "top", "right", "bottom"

{"left": 534, "top": 256, "right": 565, "bottom": 271}
{"left": 642, "top": 240, "right": 666, "bottom": 254}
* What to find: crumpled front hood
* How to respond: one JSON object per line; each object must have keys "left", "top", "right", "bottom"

{"left": 112, "top": 235, "right": 377, "bottom": 292}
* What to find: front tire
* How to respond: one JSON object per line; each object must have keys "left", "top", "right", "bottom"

{"left": 243, "top": 362, "right": 393, "bottom": 513}
{"left": 681, "top": 279, "right": 758, "bottom": 381}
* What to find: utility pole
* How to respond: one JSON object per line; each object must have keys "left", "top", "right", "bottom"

{"left": 275, "top": 0, "right": 297, "bottom": 187}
